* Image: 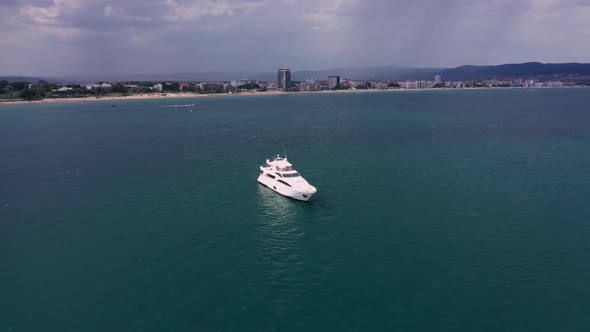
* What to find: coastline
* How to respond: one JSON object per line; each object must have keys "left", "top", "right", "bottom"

{"left": 0, "top": 91, "right": 289, "bottom": 105}
{"left": 0, "top": 86, "right": 582, "bottom": 105}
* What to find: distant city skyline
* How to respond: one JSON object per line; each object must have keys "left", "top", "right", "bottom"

{"left": 1, "top": 0, "right": 590, "bottom": 77}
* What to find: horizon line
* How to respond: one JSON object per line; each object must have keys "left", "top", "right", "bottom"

{"left": 3, "top": 61, "right": 589, "bottom": 79}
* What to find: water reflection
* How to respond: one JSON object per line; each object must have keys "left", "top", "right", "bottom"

{"left": 255, "top": 185, "right": 308, "bottom": 306}
{"left": 256, "top": 185, "right": 300, "bottom": 224}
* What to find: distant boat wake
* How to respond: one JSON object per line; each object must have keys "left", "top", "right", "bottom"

{"left": 113, "top": 103, "right": 195, "bottom": 110}
{"left": 162, "top": 104, "right": 195, "bottom": 108}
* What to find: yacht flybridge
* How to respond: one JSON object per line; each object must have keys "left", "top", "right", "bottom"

{"left": 258, "top": 154, "right": 317, "bottom": 201}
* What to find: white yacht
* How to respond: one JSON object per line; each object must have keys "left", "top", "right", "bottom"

{"left": 257, "top": 154, "right": 317, "bottom": 201}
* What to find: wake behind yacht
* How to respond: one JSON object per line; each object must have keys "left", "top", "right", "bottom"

{"left": 257, "top": 154, "right": 317, "bottom": 201}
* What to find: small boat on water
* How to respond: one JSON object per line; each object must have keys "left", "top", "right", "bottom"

{"left": 257, "top": 154, "right": 317, "bottom": 201}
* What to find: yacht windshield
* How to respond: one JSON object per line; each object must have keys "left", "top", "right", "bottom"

{"left": 282, "top": 172, "right": 300, "bottom": 178}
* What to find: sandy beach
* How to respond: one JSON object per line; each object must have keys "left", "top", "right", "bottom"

{"left": 0, "top": 88, "right": 441, "bottom": 105}
{"left": 0, "top": 87, "right": 573, "bottom": 105}
{"left": 0, "top": 91, "right": 292, "bottom": 105}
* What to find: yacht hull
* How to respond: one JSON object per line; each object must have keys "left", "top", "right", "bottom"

{"left": 257, "top": 174, "right": 316, "bottom": 201}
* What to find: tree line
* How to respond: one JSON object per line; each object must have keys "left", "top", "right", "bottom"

{"left": 0, "top": 80, "right": 229, "bottom": 101}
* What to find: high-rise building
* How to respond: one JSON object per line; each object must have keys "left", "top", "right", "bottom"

{"left": 434, "top": 75, "right": 442, "bottom": 83}
{"left": 278, "top": 68, "right": 291, "bottom": 91}
{"left": 328, "top": 76, "right": 341, "bottom": 89}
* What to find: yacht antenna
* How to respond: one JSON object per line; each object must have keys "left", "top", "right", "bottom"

{"left": 282, "top": 145, "right": 287, "bottom": 159}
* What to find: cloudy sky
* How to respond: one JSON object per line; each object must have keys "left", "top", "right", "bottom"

{"left": 1, "top": 0, "right": 589, "bottom": 77}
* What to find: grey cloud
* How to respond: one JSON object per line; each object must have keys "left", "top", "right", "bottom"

{"left": 1, "top": 0, "right": 590, "bottom": 77}
{"left": 0, "top": 0, "right": 21, "bottom": 6}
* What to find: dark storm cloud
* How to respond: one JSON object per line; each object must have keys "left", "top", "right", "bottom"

{"left": 1, "top": 0, "right": 589, "bottom": 77}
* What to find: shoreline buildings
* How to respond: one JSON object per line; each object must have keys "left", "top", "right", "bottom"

{"left": 328, "top": 76, "right": 341, "bottom": 89}
{"left": 278, "top": 68, "right": 291, "bottom": 91}
{"left": 11, "top": 67, "right": 572, "bottom": 101}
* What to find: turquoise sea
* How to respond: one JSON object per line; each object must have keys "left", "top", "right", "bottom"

{"left": 1, "top": 89, "right": 590, "bottom": 331}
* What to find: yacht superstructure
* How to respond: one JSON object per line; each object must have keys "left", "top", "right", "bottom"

{"left": 257, "top": 154, "right": 317, "bottom": 201}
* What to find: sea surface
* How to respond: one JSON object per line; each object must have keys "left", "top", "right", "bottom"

{"left": 1, "top": 89, "right": 590, "bottom": 331}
